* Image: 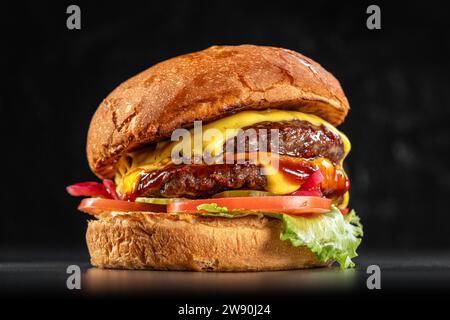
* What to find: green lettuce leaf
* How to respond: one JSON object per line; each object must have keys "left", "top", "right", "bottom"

{"left": 195, "top": 203, "right": 363, "bottom": 269}
{"left": 277, "top": 206, "right": 363, "bottom": 269}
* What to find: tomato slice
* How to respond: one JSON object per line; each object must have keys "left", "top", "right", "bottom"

{"left": 339, "top": 208, "right": 349, "bottom": 215}
{"left": 167, "top": 196, "right": 331, "bottom": 215}
{"left": 78, "top": 198, "right": 166, "bottom": 216}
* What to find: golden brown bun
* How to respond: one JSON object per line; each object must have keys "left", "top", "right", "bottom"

{"left": 86, "top": 213, "right": 330, "bottom": 271}
{"left": 87, "top": 45, "right": 349, "bottom": 178}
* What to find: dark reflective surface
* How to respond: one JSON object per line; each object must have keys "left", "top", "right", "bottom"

{"left": 83, "top": 267, "right": 357, "bottom": 295}
{"left": 1, "top": 249, "right": 450, "bottom": 300}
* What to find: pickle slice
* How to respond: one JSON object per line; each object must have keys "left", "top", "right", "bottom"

{"left": 212, "top": 190, "right": 274, "bottom": 198}
{"left": 135, "top": 197, "right": 186, "bottom": 205}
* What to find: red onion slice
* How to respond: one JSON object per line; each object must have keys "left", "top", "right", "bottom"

{"left": 103, "top": 179, "right": 120, "bottom": 200}
{"left": 300, "top": 170, "right": 323, "bottom": 190}
{"left": 66, "top": 182, "right": 112, "bottom": 199}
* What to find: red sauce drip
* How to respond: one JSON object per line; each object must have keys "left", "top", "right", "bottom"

{"left": 277, "top": 158, "right": 317, "bottom": 185}
{"left": 122, "top": 169, "right": 170, "bottom": 201}
{"left": 278, "top": 158, "right": 349, "bottom": 198}
{"left": 138, "top": 170, "right": 168, "bottom": 191}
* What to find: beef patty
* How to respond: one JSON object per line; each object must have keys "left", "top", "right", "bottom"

{"left": 124, "top": 120, "right": 346, "bottom": 199}
{"left": 225, "top": 120, "right": 344, "bottom": 163}
{"left": 129, "top": 159, "right": 348, "bottom": 200}
{"left": 134, "top": 163, "right": 266, "bottom": 199}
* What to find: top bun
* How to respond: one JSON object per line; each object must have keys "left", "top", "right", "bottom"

{"left": 87, "top": 45, "right": 349, "bottom": 179}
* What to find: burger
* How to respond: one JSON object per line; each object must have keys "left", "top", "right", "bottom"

{"left": 67, "top": 45, "right": 363, "bottom": 271}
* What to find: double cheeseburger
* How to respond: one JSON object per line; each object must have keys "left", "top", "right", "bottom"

{"left": 67, "top": 45, "right": 362, "bottom": 271}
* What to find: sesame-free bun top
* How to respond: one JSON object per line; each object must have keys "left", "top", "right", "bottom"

{"left": 87, "top": 45, "right": 350, "bottom": 179}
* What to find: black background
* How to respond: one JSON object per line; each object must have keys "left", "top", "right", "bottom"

{"left": 1, "top": 0, "right": 450, "bottom": 257}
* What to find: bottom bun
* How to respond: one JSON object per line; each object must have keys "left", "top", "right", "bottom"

{"left": 86, "top": 212, "right": 331, "bottom": 271}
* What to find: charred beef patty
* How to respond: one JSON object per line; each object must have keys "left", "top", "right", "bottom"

{"left": 130, "top": 161, "right": 347, "bottom": 199}
{"left": 125, "top": 120, "right": 346, "bottom": 199}
{"left": 225, "top": 120, "right": 344, "bottom": 163}
{"left": 133, "top": 163, "right": 266, "bottom": 199}
{"left": 130, "top": 160, "right": 348, "bottom": 199}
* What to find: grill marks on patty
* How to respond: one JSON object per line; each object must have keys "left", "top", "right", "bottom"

{"left": 225, "top": 120, "right": 344, "bottom": 163}
{"left": 127, "top": 120, "right": 346, "bottom": 199}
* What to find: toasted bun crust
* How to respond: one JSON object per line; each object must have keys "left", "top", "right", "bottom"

{"left": 86, "top": 213, "right": 330, "bottom": 271}
{"left": 87, "top": 45, "right": 349, "bottom": 178}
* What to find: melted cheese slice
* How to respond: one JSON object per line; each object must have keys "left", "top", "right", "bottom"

{"left": 115, "top": 109, "right": 351, "bottom": 202}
